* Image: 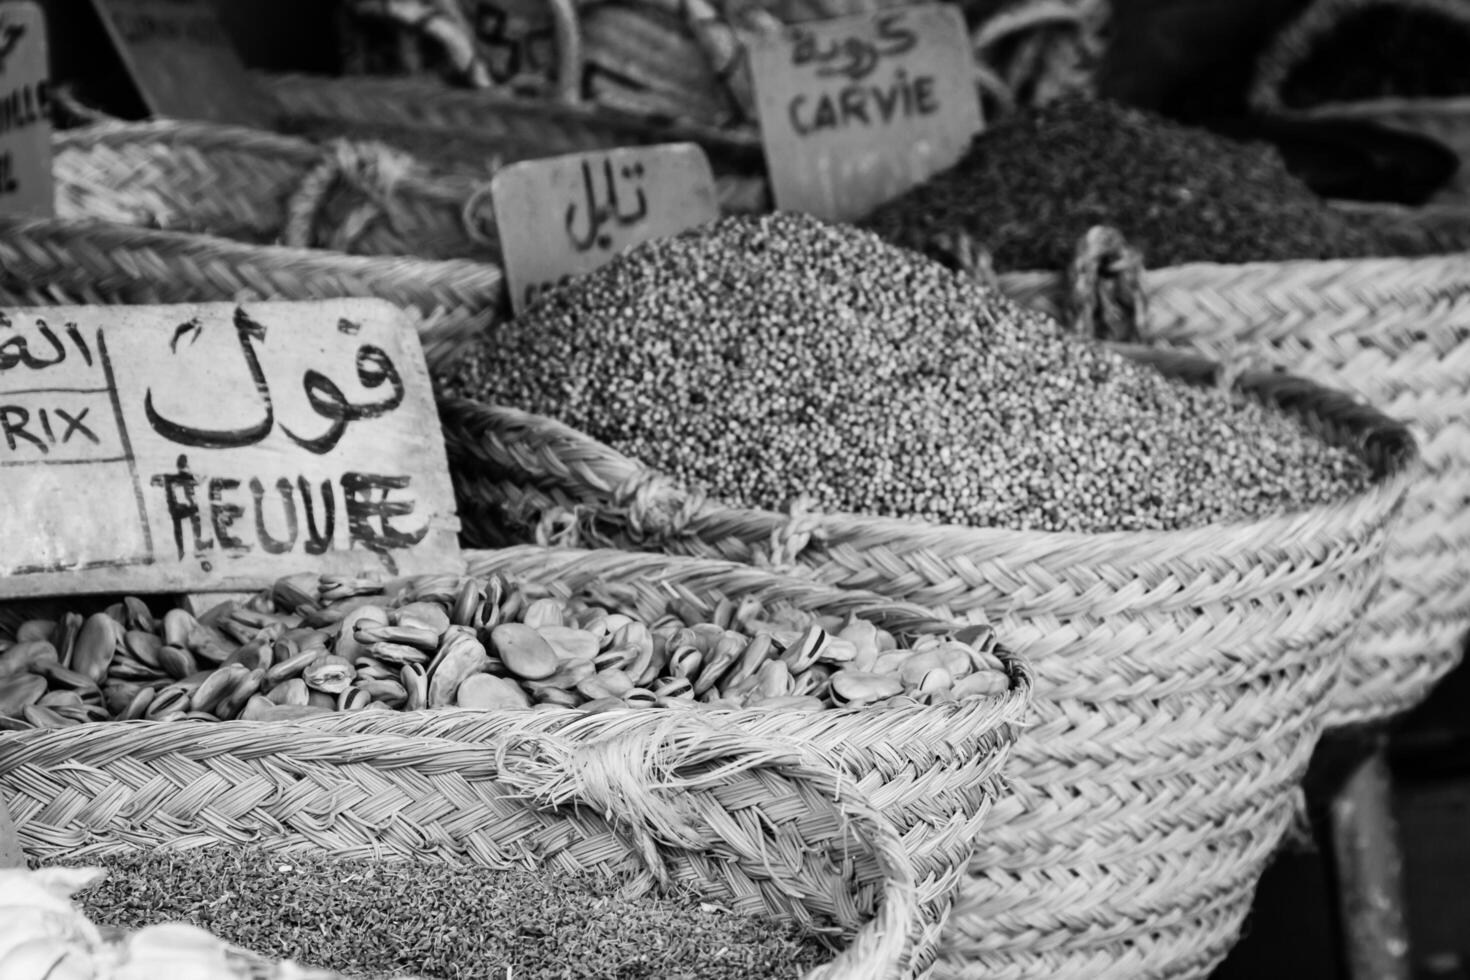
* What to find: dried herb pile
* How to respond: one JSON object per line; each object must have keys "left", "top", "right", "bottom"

{"left": 56, "top": 849, "right": 829, "bottom": 980}
{"left": 859, "top": 98, "right": 1427, "bottom": 271}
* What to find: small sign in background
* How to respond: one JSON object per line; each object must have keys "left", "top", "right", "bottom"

{"left": 747, "top": 3, "right": 983, "bottom": 223}
{"left": 491, "top": 143, "right": 721, "bottom": 314}
{"left": 87, "top": 0, "right": 274, "bottom": 127}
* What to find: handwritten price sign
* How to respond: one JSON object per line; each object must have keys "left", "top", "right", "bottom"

{"left": 0, "top": 299, "right": 461, "bottom": 598}
{"left": 89, "top": 0, "right": 272, "bottom": 126}
{"left": 491, "top": 143, "right": 721, "bottom": 314}
{"left": 0, "top": 2, "right": 52, "bottom": 217}
{"left": 748, "top": 3, "right": 982, "bottom": 223}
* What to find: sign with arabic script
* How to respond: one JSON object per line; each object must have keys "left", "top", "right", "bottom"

{"left": 491, "top": 143, "right": 721, "bottom": 314}
{"left": 747, "top": 4, "right": 982, "bottom": 223}
{"left": 0, "top": 299, "right": 461, "bottom": 598}
{"left": 0, "top": 2, "right": 53, "bottom": 218}
{"left": 89, "top": 0, "right": 273, "bottom": 127}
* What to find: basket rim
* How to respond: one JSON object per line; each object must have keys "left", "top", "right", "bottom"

{"left": 441, "top": 341, "right": 1419, "bottom": 561}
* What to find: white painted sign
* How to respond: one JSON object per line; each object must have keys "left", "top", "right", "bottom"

{"left": 748, "top": 3, "right": 982, "bottom": 222}
{"left": 0, "top": 299, "right": 462, "bottom": 597}
{"left": 491, "top": 143, "right": 721, "bottom": 313}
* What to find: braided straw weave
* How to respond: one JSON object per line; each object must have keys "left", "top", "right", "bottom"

{"left": 999, "top": 231, "right": 1470, "bottom": 730}
{"left": 49, "top": 119, "right": 506, "bottom": 265}
{"left": 437, "top": 344, "right": 1417, "bottom": 979}
{"left": 0, "top": 547, "right": 1033, "bottom": 980}
{"left": 0, "top": 215, "right": 506, "bottom": 377}
{"left": 1249, "top": 0, "right": 1470, "bottom": 205}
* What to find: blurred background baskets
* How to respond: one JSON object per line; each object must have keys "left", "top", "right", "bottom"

{"left": 436, "top": 343, "right": 1417, "bottom": 978}
{"left": 335, "top": 0, "right": 1113, "bottom": 132}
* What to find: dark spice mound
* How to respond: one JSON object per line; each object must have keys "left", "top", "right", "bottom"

{"left": 56, "top": 849, "right": 830, "bottom": 980}
{"left": 445, "top": 212, "right": 1371, "bottom": 534}
{"left": 1279, "top": 4, "right": 1470, "bottom": 107}
{"left": 859, "top": 98, "right": 1413, "bottom": 272}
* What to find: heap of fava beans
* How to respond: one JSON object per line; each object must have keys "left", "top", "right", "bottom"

{"left": 442, "top": 211, "right": 1370, "bottom": 534}
{"left": 858, "top": 97, "right": 1439, "bottom": 271}
{"left": 0, "top": 570, "right": 1008, "bottom": 727}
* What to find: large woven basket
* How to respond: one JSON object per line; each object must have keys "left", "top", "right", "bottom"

{"left": 1249, "top": 0, "right": 1470, "bottom": 205}
{"left": 996, "top": 232, "right": 1470, "bottom": 730}
{"left": 436, "top": 345, "right": 1417, "bottom": 979}
{"left": 0, "top": 214, "right": 506, "bottom": 377}
{"left": 0, "top": 546, "right": 1032, "bottom": 979}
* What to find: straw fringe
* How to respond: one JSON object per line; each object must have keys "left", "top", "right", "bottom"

{"left": 437, "top": 345, "right": 1415, "bottom": 978}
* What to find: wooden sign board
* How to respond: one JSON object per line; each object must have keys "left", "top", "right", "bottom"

{"left": 747, "top": 3, "right": 982, "bottom": 223}
{"left": 0, "top": 298, "right": 462, "bottom": 598}
{"left": 88, "top": 0, "right": 273, "bottom": 127}
{"left": 491, "top": 143, "right": 720, "bottom": 314}
{"left": 0, "top": 2, "right": 52, "bottom": 218}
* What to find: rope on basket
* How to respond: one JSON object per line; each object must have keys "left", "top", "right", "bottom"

{"left": 1067, "top": 224, "right": 1147, "bottom": 342}
{"left": 284, "top": 138, "right": 425, "bottom": 252}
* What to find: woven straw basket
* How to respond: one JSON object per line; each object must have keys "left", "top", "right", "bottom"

{"left": 0, "top": 546, "right": 1032, "bottom": 979}
{"left": 50, "top": 117, "right": 507, "bottom": 265}
{"left": 0, "top": 214, "right": 505, "bottom": 377}
{"left": 1249, "top": 0, "right": 1470, "bottom": 205}
{"left": 437, "top": 345, "right": 1417, "bottom": 979}
{"left": 996, "top": 229, "right": 1470, "bottom": 729}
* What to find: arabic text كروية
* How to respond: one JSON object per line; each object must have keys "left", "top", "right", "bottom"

{"left": 564, "top": 156, "right": 650, "bottom": 253}
{"left": 143, "top": 306, "right": 406, "bottom": 455}
{"left": 789, "top": 12, "right": 918, "bottom": 82}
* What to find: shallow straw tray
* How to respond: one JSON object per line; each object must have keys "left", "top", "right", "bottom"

{"left": 0, "top": 546, "right": 1032, "bottom": 979}
{"left": 437, "top": 345, "right": 1417, "bottom": 979}
{"left": 0, "top": 214, "right": 506, "bottom": 377}
{"left": 1249, "top": 0, "right": 1470, "bottom": 205}
{"left": 996, "top": 223, "right": 1470, "bottom": 730}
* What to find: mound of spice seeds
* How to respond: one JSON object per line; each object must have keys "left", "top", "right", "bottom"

{"left": 444, "top": 212, "right": 1371, "bottom": 534}
{"left": 56, "top": 849, "right": 831, "bottom": 980}
{"left": 1278, "top": 4, "right": 1470, "bottom": 107}
{"left": 858, "top": 98, "right": 1416, "bottom": 271}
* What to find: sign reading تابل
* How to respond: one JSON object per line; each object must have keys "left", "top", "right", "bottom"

{"left": 492, "top": 142, "right": 721, "bottom": 314}
{"left": 0, "top": 299, "right": 462, "bottom": 597}
{"left": 747, "top": 3, "right": 983, "bottom": 223}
